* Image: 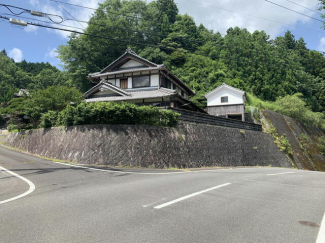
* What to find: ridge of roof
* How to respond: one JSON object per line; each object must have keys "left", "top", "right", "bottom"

{"left": 98, "top": 48, "right": 159, "bottom": 74}
{"left": 205, "top": 83, "right": 245, "bottom": 98}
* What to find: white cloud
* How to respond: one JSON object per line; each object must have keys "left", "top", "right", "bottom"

{"left": 29, "top": 0, "right": 40, "bottom": 6}
{"left": 33, "top": 0, "right": 105, "bottom": 39}
{"left": 24, "top": 25, "right": 38, "bottom": 33}
{"left": 45, "top": 48, "right": 58, "bottom": 59}
{"left": 176, "top": 0, "right": 320, "bottom": 38}
{"left": 32, "top": 0, "right": 320, "bottom": 40}
{"left": 8, "top": 48, "right": 23, "bottom": 62}
{"left": 319, "top": 37, "right": 325, "bottom": 51}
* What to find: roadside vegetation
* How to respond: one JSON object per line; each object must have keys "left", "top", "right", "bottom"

{"left": 1, "top": 0, "right": 325, "bottom": 130}
{"left": 40, "top": 102, "right": 180, "bottom": 128}
{"left": 246, "top": 93, "right": 325, "bottom": 129}
{"left": 0, "top": 86, "right": 180, "bottom": 131}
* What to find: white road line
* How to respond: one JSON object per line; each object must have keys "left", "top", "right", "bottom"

{"left": 0, "top": 165, "right": 35, "bottom": 205}
{"left": 153, "top": 183, "right": 231, "bottom": 209}
{"left": 53, "top": 162, "right": 191, "bottom": 175}
{"left": 267, "top": 172, "right": 295, "bottom": 176}
{"left": 316, "top": 212, "right": 325, "bottom": 243}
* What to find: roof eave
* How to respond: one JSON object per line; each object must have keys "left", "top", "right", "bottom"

{"left": 160, "top": 68, "right": 196, "bottom": 96}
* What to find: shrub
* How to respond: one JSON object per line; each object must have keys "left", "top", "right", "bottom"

{"left": 55, "top": 102, "right": 180, "bottom": 128}
{"left": 38, "top": 111, "right": 59, "bottom": 128}
{"left": 275, "top": 135, "right": 293, "bottom": 155}
{"left": 0, "top": 115, "right": 5, "bottom": 127}
{"left": 7, "top": 123, "right": 19, "bottom": 132}
{"left": 246, "top": 92, "right": 325, "bottom": 129}
{"left": 274, "top": 93, "right": 325, "bottom": 128}
{"left": 317, "top": 136, "right": 325, "bottom": 155}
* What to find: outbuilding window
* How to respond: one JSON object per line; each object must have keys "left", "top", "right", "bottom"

{"left": 133, "top": 76, "right": 150, "bottom": 88}
{"left": 221, "top": 96, "right": 228, "bottom": 103}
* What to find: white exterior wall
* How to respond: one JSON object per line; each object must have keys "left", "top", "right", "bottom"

{"left": 128, "top": 77, "right": 132, "bottom": 88}
{"left": 120, "top": 59, "right": 144, "bottom": 68}
{"left": 207, "top": 88, "right": 244, "bottom": 106}
{"left": 107, "top": 79, "right": 116, "bottom": 85}
{"left": 116, "top": 79, "right": 120, "bottom": 87}
{"left": 151, "top": 74, "right": 159, "bottom": 86}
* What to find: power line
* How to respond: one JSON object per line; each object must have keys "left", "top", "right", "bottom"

{"left": 2, "top": 2, "right": 216, "bottom": 43}
{"left": 295, "top": 0, "right": 321, "bottom": 9}
{"left": 0, "top": 15, "right": 201, "bottom": 56}
{"left": 49, "top": 0, "right": 140, "bottom": 19}
{"left": 0, "top": 4, "right": 28, "bottom": 15}
{"left": 180, "top": 0, "right": 325, "bottom": 34}
{"left": 0, "top": 3, "right": 64, "bottom": 23}
{"left": 0, "top": 12, "right": 85, "bottom": 30}
{"left": 284, "top": 0, "right": 322, "bottom": 15}
{"left": 265, "top": 0, "right": 324, "bottom": 23}
{"left": 48, "top": 1, "right": 223, "bottom": 40}
{"left": 4, "top": 14, "right": 325, "bottom": 58}
{"left": 51, "top": 0, "right": 85, "bottom": 29}
{"left": 0, "top": 4, "right": 208, "bottom": 52}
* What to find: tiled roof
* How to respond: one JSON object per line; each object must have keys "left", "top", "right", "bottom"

{"left": 88, "top": 66, "right": 164, "bottom": 78}
{"left": 83, "top": 81, "right": 130, "bottom": 97}
{"left": 98, "top": 48, "right": 159, "bottom": 74}
{"left": 205, "top": 83, "right": 245, "bottom": 98}
{"left": 85, "top": 88, "right": 177, "bottom": 103}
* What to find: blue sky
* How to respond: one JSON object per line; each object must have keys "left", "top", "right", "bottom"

{"left": 0, "top": 0, "right": 324, "bottom": 69}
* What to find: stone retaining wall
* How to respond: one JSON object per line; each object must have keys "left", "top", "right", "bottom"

{"left": 5, "top": 123, "right": 291, "bottom": 169}
{"left": 264, "top": 110, "right": 325, "bottom": 171}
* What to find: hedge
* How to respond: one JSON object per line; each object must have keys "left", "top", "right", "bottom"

{"left": 39, "top": 102, "right": 180, "bottom": 128}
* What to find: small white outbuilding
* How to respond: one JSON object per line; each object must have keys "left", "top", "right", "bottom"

{"left": 205, "top": 83, "right": 246, "bottom": 121}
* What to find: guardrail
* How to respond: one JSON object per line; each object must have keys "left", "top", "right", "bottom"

{"left": 169, "top": 108, "right": 262, "bottom": 132}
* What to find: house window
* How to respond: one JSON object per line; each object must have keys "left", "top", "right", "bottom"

{"left": 181, "top": 90, "right": 184, "bottom": 97}
{"left": 221, "top": 96, "right": 228, "bottom": 103}
{"left": 133, "top": 76, "right": 150, "bottom": 88}
{"left": 161, "top": 77, "right": 171, "bottom": 89}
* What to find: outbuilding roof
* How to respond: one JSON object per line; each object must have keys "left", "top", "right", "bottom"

{"left": 205, "top": 83, "right": 245, "bottom": 98}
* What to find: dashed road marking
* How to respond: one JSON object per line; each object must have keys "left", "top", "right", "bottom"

{"left": 267, "top": 172, "right": 295, "bottom": 176}
{"left": 153, "top": 183, "right": 231, "bottom": 209}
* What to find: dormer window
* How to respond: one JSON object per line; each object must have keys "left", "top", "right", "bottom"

{"left": 221, "top": 96, "right": 228, "bottom": 103}
{"left": 133, "top": 76, "right": 150, "bottom": 88}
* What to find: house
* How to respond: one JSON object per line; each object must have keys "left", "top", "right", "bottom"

{"left": 205, "top": 83, "right": 246, "bottom": 121}
{"left": 84, "top": 48, "right": 204, "bottom": 112}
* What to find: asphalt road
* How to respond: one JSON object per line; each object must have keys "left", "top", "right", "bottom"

{"left": 0, "top": 144, "right": 324, "bottom": 243}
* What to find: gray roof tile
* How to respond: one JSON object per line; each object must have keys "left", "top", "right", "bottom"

{"left": 85, "top": 88, "right": 177, "bottom": 103}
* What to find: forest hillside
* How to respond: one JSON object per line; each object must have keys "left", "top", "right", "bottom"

{"left": 1, "top": 0, "right": 325, "bottom": 129}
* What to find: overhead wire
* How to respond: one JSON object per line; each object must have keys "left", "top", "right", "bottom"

{"left": 0, "top": 12, "right": 85, "bottom": 30}
{"left": 0, "top": 4, "right": 28, "bottom": 16}
{"left": 49, "top": 0, "right": 140, "bottom": 19}
{"left": 0, "top": 4, "right": 200, "bottom": 53}
{"left": 179, "top": 0, "right": 324, "bottom": 34}
{"left": 0, "top": 14, "right": 233, "bottom": 62}
{"left": 1, "top": 1, "right": 325, "bottom": 60}
{"left": 265, "top": 0, "right": 324, "bottom": 23}
{"left": 284, "top": 0, "right": 322, "bottom": 15}
{"left": 0, "top": 3, "right": 64, "bottom": 24}
{"left": 51, "top": 0, "right": 85, "bottom": 29}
